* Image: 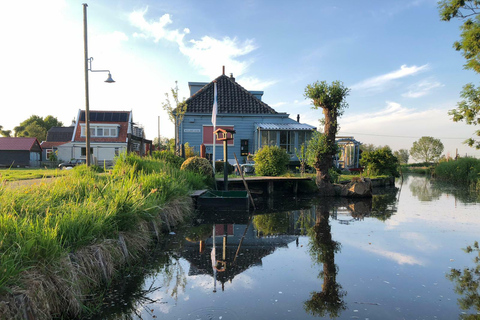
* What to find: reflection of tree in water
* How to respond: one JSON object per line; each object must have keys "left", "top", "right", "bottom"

{"left": 161, "top": 254, "right": 187, "bottom": 301}
{"left": 304, "top": 202, "right": 346, "bottom": 318}
{"left": 447, "top": 241, "right": 480, "bottom": 320}
{"left": 370, "top": 189, "right": 398, "bottom": 222}
{"left": 409, "top": 176, "right": 442, "bottom": 201}
{"left": 253, "top": 212, "right": 290, "bottom": 236}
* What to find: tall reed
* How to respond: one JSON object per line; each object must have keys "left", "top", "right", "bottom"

{"left": 435, "top": 157, "right": 480, "bottom": 185}
{"left": 0, "top": 153, "right": 209, "bottom": 318}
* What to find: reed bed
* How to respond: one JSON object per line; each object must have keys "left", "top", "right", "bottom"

{"left": 0, "top": 153, "right": 209, "bottom": 319}
{"left": 435, "top": 157, "right": 480, "bottom": 187}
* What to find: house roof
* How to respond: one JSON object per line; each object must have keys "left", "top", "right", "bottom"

{"left": 256, "top": 123, "right": 316, "bottom": 130}
{"left": 184, "top": 74, "right": 278, "bottom": 114}
{"left": 46, "top": 126, "right": 74, "bottom": 142}
{"left": 0, "top": 137, "right": 41, "bottom": 151}
{"left": 79, "top": 111, "right": 130, "bottom": 122}
{"left": 40, "top": 141, "right": 68, "bottom": 149}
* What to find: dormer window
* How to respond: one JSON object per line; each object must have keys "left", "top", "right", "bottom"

{"left": 80, "top": 124, "right": 119, "bottom": 137}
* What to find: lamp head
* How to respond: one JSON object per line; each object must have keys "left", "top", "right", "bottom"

{"left": 105, "top": 73, "right": 115, "bottom": 83}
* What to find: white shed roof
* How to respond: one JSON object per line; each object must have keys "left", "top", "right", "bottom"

{"left": 256, "top": 123, "right": 316, "bottom": 130}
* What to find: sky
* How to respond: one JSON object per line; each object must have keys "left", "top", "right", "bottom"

{"left": 1, "top": 0, "right": 480, "bottom": 159}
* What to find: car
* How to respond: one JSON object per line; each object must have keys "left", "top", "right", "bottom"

{"left": 58, "top": 159, "right": 86, "bottom": 169}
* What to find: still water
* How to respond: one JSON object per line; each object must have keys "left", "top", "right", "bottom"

{"left": 96, "top": 175, "right": 480, "bottom": 320}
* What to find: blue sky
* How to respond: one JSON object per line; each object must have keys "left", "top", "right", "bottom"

{"left": 2, "top": 0, "right": 479, "bottom": 158}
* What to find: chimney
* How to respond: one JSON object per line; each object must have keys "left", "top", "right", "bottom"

{"left": 222, "top": 66, "right": 225, "bottom": 75}
{"left": 297, "top": 114, "right": 300, "bottom": 122}
{"left": 230, "top": 73, "right": 235, "bottom": 82}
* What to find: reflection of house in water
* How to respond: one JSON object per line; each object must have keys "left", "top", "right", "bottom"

{"left": 183, "top": 209, "right": 316, "bottom": 291}
{"left": 335, "top": 136, "right": 362, "bottom": 171}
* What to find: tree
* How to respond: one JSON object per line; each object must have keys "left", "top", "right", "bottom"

{"left": 14, "top": 115, "right": 63, "bottom": 140}
{"left": 360, "top": 143, "right": 377, "bottom": 153}
{"left": 360, "top": 146, "right": 400, "bottom": 177}
{"left": 0, "top": 125, "right": 11, "bottom": 137}
{"left": 304, "top": 81, "right": 350, "bottom": 194}
{"left": 410, "top": 136, "right": 444, "bottom": 163}
{"left": 439, "top": 1, "right": 480, "bottom": 148}
{"left": 393, "top": 149, "right": 409, "bottom": 164}
{"left": 162, "top": 81, "right": 188, "bottom": 155}
{"left": 24, "top": 123, "right": 47, "bottom": 142}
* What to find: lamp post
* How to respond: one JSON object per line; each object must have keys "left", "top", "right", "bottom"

{"left": 83, "top": 3, "right": 115, "bottom": 166}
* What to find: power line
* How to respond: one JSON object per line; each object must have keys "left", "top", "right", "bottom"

{"left": 339, "top": 132, "right": 468, "bottom": 140}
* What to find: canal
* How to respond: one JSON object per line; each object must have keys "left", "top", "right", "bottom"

{"left": 92, "top": 175, "right": 480, "bottom": 320}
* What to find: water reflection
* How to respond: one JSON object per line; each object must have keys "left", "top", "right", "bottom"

{"left": 304, "top": 200, "right": 346, "bottom": 318}
{"left": 447, "top": 241, "right": 480, "bottom": 319}
{"left": 94, "top": 186, "right": 403, "bottom": 319}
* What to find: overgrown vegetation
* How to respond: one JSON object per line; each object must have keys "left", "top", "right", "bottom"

{"left": 435, "top": 157, "right": 480, "bottom": 186}
{"left": 360, "top": 146, "right": 400, "bottom": 177}
{"left": 180, "top": 156, "right": 214, "bottom": 177}
{"left": 0, "top": 153, "right": 209, "bottom": 319}
{"left": 254, "top": 145, "right": 290, "bottom": 176}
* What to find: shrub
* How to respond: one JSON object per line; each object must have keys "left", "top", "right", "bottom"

{"left": 152, "top": 150, "right": 184, "bottom": 168}
{"left": 254, "top": 145, "right": 290, "bottom": 176}
{"left": 180, "top": 156, "right": 213, "bottom": 176}
{"left": 360, "top": 146, "right": 399, "bottom": 177}
{"left": 214, "top": 161, "right": 235, "bottom": 174}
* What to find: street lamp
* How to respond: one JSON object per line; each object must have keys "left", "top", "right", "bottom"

{"left": 83, "top": 3, "right": 115, "bottom": 166}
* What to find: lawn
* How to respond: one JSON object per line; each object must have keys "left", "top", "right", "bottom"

{"left": 0, "top": 168, "right": 69, "bottom": 181}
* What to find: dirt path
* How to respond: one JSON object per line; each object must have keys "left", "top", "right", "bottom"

{"left": 5, "top": 177, "right": 56, "bottom": 189}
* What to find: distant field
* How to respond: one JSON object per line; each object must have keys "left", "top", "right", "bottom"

{"left": 0, "top": 168, "right": 68, "bottom": 182}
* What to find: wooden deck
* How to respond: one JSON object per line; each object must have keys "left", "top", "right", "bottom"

{"left": 215, "top": 176, "right": 313, "bottom": 195}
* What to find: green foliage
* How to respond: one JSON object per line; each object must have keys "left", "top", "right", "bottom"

{"left": 446, "top": 240, "right": 480, "bottom": 318}
{"left": 435, "top": 157, "right": 480, "bottom": 184}
{"left": 439, "top": 1, "right": 480, "bottom": 149}
{"left": 214, "top": 161, "right": 234, "bottom": 174}
{"left": 162, "top": 82, "right": 188, "bottom": 154}
{"left": 152, "top": 150, "right": 184, "bottom": 168}
{"left": 0, "top": 154, "right": 209, "bottom": 295}
{"left": 253, "top": 213, "right": 290, "bottom": 236}
{"left": 14, "top": 115, "right": 63, "bottom": 140}
{"left": 393, "top": 149, "right": 409, "bottom": 164}
{"left": 449, "top": 83, "right": 480, "bottom": 148}
{"left": 306, "top": 131, "right": 338, "bottom": 169}
{"left": 295, "top": 143, "right": 308, "bottom": 175}
{"left": 360, "top": 146, "right": 399, "bottom": 177}
{"left": 180, "top": 156, "right": 213, "bottom": 177}
{"left": 304, "top": 80, "right": 350, "bottom": 117}
{"left": 410, "top": 136, "right": 444, "bottom": 163}
{"left": 254, "top": 145, "right": 290, "bottom": 176}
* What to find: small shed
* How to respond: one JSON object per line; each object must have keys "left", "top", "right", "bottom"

{"left": 0, "top": 137, "right": 42, "bottom": 167}
{"left": 335, "top": 136, "right": 362, "bottom": 170}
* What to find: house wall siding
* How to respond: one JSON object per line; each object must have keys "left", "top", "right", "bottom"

{"left": 180, "top": 113, "right": 301, "bottom": 161}
{"left": 0, "top": 151, "right": 30, "bottom": 166}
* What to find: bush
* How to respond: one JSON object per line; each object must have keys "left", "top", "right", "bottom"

{"left": 254, "top": 145, "right": 290, "bottom": 176}
{"left": 360, "top": 146, "right": 399, "bottom": 177}
{"left": 180, "top": 156, "right": 214, "bottom": 176}
{"left": 214, "top": 161, "right": 235, "bottom": 174}
{"left": 152, "top": 150, "right": 184, "bottom": 168}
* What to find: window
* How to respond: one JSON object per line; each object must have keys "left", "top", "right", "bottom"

{"left": 261, "top": 131, "right": 278, "bottom": 147}
{"left": 46, "top": 149, "right": 53, "bottom": 159}
{"left": 280, "top": 131, "right": 294, "bottom": 153}
{"left": 298, "top": 131, "right": 313, "bottom": 148}
{"left": 81, "top": 147, "right": 93, "bottom": 156}
{"left": 80, "top": 125, "right": 118, "bottom": 137}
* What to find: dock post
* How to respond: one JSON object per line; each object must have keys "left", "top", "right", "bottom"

{"left": 294, "top": 181, "right": 298, "bottom": 195}
{"left": 268, "top": 181, "right": 274, "bottom": 195}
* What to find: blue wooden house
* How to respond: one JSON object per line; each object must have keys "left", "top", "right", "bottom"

{"left": 179, "top": 73, "right": 316, "bottom": 163}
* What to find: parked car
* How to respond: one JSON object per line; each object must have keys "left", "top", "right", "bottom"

{"left": 58, "top": 159, "right": 86, "bottom": 169}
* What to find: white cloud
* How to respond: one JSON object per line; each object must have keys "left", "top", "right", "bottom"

{"left": 351, "top": 64, "right": 429, "bottom": 92}
{"left": 237, "top": 76, "right": 277, "bottom": 90}
{"left": 402, "top": 78, "right": 443, "bottom": 98}
{"left": 129, "top": 7, "right": 257, "bottom": 79}
{"left": 363, "top": 246, "right": 424, "bottom": 265}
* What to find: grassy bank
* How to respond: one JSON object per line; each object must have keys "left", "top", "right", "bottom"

{"left": 0, "top": 153, "right": 210, "bottom": 319}
{"left": 0, "top": 168, "right": 68, "bottom": 181}
{"left": 435, "top": 157, "right": 480, "bottom": 188}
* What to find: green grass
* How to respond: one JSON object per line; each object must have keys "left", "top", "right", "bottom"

{"left": 0, "top": 168, "right": 68, "bottom": 181}
{"left": 435, "top": 157, "right": 480, "bottom": 185}
{"left": 0, "top": 153, "right": 211, "bottom": 298}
